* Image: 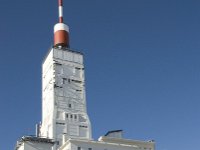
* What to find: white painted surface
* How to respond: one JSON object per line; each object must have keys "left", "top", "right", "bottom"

{"left": 17, "top": 143, "right": 25, "bottom": 150}
{"left": 59, "top": 6, "right": 63, "bottom": 17}
{"left": 17, "top": 141, "right": 53, "bottom": 150}
{"left": 59, "top": 138, "right": 155, "bottom": 150}
{"left": 54, "top": 23, "right": 69, "bottom": 32}
{"left": 40, "top": 48, "right": 92, "bottom": 148}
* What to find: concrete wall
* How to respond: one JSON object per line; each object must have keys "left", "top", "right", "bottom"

{"left": 17, "top": 141, "right": 53, "bottom": 150}
{"left": 59, "top": 139, "right": 155, "bottom": 150}
{"left": 41, "top": 48, "right": 92, "bottom": 148}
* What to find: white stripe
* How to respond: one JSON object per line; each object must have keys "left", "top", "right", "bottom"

{"left": 54, "top": 23, "right": 69, "bottom": 33}
{"left": 59, "top": 6, "right": 63, "bottom": 17}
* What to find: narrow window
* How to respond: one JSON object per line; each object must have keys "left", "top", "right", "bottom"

{"left": 66, "top": 114, "right": 68, "bottom": 118}
{"left": 63, "top": 78, "right": 67, "bottom": 84}
{"left": 75, "top": 67, "right": 81, "bottom": 70}
{"left": 71, "top": 114, "right": 73, "bottom": 118}
{"left": 68, "top": 104, "right": 72, "bottom": 108}
{"left": 77, "top": 147, "right": 81, "bottom": 150}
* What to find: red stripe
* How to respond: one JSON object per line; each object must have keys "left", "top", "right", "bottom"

{"left": 58, "top": 0, "right": 63, "bottom": 6}
{"left": 59, "top": 17, "right": 63, "bottom": 23}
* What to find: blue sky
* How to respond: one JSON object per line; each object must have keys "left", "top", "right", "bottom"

{"left": 0, "top": 0, "right": 200, "bottom": 150}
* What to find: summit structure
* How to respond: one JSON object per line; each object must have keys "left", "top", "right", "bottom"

{"left": 40, "top": 0, "right": 92, "bottom": 145}
{"left": 15, "top": 1, "right": 155, "bottom": 150}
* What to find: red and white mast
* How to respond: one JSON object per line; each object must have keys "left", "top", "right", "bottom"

{"left": 54, "top": 0, "right": 69, "bottom": 47}
{"left": 58, "top": 0, "right": 64, "bottom": 23}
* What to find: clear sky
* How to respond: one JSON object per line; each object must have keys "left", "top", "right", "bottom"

{"left": 0, "top": 0, "right": 200, "bottom": 150}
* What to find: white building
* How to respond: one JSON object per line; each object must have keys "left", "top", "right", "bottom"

{"left": 16, "top": 132, "right": 155, "bottom": 150}
{"left": 15, "top": 1, "right": 155, "bottom": 150}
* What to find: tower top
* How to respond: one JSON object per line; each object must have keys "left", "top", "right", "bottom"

{"left": 54, "top": 0, "right": 70, "bottom": 48}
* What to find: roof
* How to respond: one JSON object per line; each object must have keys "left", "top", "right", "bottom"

{"left": 15, "top": 136, "right": 55, "bottom": 150}
{"left": 42, "top": 46, "right": 83, "bottom": 64}
{"left": 59, "top": 137, "right": 155, "bottom": 150}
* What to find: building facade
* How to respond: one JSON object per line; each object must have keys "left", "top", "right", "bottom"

{"left": 40, "top": 47, "right": 92, "bottom": 146}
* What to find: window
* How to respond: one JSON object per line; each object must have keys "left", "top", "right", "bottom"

{"left": 70, "top": 114, "right": 73, "bottom": 118}
{"left": 79, "top": 125, "right": 88, "bottom": 128}
{"left": 74, "top": 115, "right": 77, "bottom": 120}
{"left": 77, "top": 147, "right": 81, "bottom": 150}
{"left": 68, "top": 104, "right": 72, "bottom": 108}
{"left": 71, "top": 79, "right": 82, "bottom": 83}
{"left": 63, "top": 78, "right": 67, "bottom": 84}
{"left": 88, "top": 148, "right": 92, "bottom": 150}
{"left": 56, "top": 122, "right": 65, "bottom": 125}
{"left": 66, "top": 114, "right": 68, "bottom": 118}
{"left": 76, "top": 89, "right": 82, "bottom": 92}
{"left": 75, "top": 67, "right": 81, "bottom": 70}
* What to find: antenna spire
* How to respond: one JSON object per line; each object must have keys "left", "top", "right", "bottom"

{"left": 58, "top": 0, "right": 64, "bottom": 23}
{"left": 54, "top": 0, "right": 70, "bottom": 48}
